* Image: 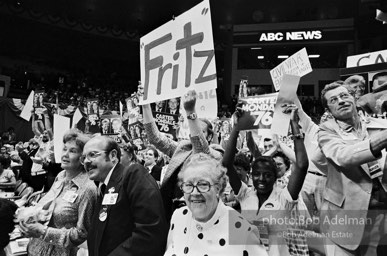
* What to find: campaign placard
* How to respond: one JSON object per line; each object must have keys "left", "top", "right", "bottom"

{"left": 346, "top": 49, "right": 387, "bottom": 68}
{"left": 86, "top": 99, "right": 100, "bottom": 134}
{"left": 153, "top": 112, "right": 179, "bottom": 140}
{"left": 238, "top": 93, "right": 278, "bottom": 131}
{"left": 270, "top": 48, "right": 312, "bottom": 91}
{"left": 101, "top": 115, "right": 123, "bottom": 135}
{"left": 125, "top": 94, "right": 141, "bottom": 125}
{"left": 139, "top": 0, "right": 216, "bottom": 104}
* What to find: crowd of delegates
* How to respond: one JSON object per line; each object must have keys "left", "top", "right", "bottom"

{"left": 0, "top": 73, "right": 387, "bottom": 256}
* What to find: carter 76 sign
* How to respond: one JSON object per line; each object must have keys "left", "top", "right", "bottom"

{"left": 139, "top": 0, "right": 217, "bottom": 105}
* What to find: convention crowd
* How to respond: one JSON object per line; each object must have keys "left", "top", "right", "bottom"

{"left": 0, "top": 72, "right": 387, "bottom": 256}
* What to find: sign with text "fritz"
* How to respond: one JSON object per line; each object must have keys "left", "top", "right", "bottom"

{"left": 270, "top": 48, "right": 312, "bottom": 91}
{"left": 238, "top": 93, "right": 278, "bottom": 131}
{"left": 139, "top": 0, "right": 216, "bottom": 105}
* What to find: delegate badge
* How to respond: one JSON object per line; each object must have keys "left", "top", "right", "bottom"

{"left": 102, "top": 193, "right": 118, "bottom": 205}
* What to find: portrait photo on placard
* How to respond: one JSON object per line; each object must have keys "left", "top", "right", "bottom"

{"left": 86, "top": 99, "right": 100, "bottom": 134}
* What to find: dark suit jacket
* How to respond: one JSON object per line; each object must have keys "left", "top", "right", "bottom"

{"left": 150, "top": 165, "right": 162, "bottom": 181}
{"left": 87, "top": 163, "right": 168, "bottom": 256}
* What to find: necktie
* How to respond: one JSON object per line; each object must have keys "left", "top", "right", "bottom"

{"left": 99, "top": 184, "right": 106, "bottom": 198}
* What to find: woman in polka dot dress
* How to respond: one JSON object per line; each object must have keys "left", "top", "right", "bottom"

{"left": 164, "top": 153, "right": 268, "bottom": 256}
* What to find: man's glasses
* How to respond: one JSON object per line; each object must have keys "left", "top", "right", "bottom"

{"left": 328, "top": 92, "right": 351, "bottom": 105}
{"left": 180, "top": 181, "right": 218, "bottom": 194}
{"left": 80, "top": 151, "right": 107, "bottom": 164}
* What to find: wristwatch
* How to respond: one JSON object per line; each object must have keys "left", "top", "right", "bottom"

{"left": 187, "top": 113, "right": 197, "bottom": 120}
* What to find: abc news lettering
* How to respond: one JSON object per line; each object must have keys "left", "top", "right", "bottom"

{"left": 259, "top": 30, "right": 322, "bottom": 42}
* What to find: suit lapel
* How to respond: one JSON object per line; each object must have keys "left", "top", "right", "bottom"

{"left": 94, "top": 164, "right": 124, "bottom": 251}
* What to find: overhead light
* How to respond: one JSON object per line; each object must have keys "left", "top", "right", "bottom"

{"left": 251, "top": 47, "right": 262, "bottom": 50}
{"left": 309, "top": 54, "right": 320, "bottom": 58}
{"left": 257, "top": 56, "right": 264, "bottom": 59}
{"left": 278, "top": 55, "right": 289, "bottom": 59}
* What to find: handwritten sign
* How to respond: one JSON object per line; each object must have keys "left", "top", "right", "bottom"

{"left": 238, "top": 93, "right": 278, "bottom": 131}
{"left": 270, "top": 48, "right": 312, "bottom": 91}
{"left": 139, "top": 0, "right": 216, "bottom": 104}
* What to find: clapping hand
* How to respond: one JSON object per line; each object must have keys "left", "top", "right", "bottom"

{"left": 18, "top": 220, "right": 46, "bottom": 238}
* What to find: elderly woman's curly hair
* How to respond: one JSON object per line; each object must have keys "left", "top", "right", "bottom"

{"left": 178, "top": 153, "right": 228, "bottom": 196}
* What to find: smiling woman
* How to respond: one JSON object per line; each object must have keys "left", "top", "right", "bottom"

{"left": 17, "top": 129, "right": 97, "bottom": 256}
{"left": 164, "top": 153, "right": 267, "bottom": 256}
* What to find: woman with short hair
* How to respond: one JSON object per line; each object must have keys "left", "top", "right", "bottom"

{"left": 18, "top": 129, "right": 97, "bottom": 256}
{"left": 164, "top": 153, "right": 267, "bottom": 256}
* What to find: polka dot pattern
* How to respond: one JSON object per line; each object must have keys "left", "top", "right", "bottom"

{"left": 235, "top": 221, "right": 241, "bottom": 228}
{"left": 198, "top": 233, "right": 203, "bottom": 239}
{"left": 184, "top": 247, "right": 189, "bottom": 254}
{"left": 171, "top": 224, "right": 174, "bottom": 230}
{"left": 184, "top": 227, "right": 187, "bottom": 234}
{"left": 183, "top": 209, "right": 188, "bottom": 215}
{"left": 243, "top": 250, "right": 249, "bottom": 256}
{"left": 214, "top": 219, "right": 219, "bottom": 225}
{"left": 219, "top": 238, "right": 225, "bottom": 246}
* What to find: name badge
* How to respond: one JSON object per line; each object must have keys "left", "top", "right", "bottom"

{"left": 369, "top": 162, "right": 382, "bottom": 179}
{"left": 63, "top": 191, "right": 78, "bottom": 203}
{"left": 102, "top": 193, "right": 118, "bottom": 205}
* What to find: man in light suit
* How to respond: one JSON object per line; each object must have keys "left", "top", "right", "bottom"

{"left": 83, "top": 136, "right": 168, "bottom": 256}
{"left": 318, "top": 82, "right": 387, "bottom": 255}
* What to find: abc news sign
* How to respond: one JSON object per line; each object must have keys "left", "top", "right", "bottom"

{"left": 259, "top": 30, "right": 322, "bottom": 42}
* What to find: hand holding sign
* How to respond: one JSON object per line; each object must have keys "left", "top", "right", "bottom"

{"left": 234, "top": 106, "right": 256, "bottom": 131}
{"left": 281, "top": 103, "right": 300, "bottom": 123}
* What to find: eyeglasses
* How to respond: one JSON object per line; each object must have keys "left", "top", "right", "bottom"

{"left": 80, "top": 151, "right": 107, "bottom": 164}
{"left": 328, "top": 92, "right": 351, "bottom": 105}
{"left": 180, "top": 181, "right": 218, "bottom": 194}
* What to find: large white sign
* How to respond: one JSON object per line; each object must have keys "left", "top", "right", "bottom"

{"left": 139, "top": 0, "right": 216, "bottom": 105}
{"left": 346, "top": 49, "right": 387, "bottom": 68}
{"left": 53, "top": 114, "right": 70, "bottom": 163}
{"left": 271, "top": 74, "right": 300, "bottom": 136}
{"left": 20, "top": 90, "right": 34, "bottom": 121}
{"left": 270, "top": 48, "right": 312, "bottom": 91}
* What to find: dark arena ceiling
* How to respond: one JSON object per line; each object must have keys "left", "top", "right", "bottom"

{"left": 0, "top": 0, "right": 387, "bottom": 90}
